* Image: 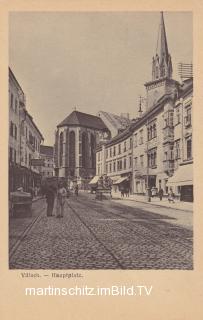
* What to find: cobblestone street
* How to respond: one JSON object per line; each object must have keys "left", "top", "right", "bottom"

{"left": 9, "top": 193, "right": 193, "bottom": 270}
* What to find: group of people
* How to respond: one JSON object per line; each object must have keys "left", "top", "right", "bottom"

{"left": 120, "top": 188, "right": 130, "bottom": 198}
{"left": 43, "top": 183, "right": 79, "bottom": 218}
{"left": 119, "top": 186, "right": 175, "bottom": 202}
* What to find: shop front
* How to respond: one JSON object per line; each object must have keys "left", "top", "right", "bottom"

{"left": 167, "top": 163, "right": 193, "bottom": 202}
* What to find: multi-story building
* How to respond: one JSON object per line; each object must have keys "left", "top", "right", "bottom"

{"left": 39, "top": 145, "right": 54, "bottom": 178}
{"left": 9, "top": 68, "right": 44, "bottom": 192}
{"left": 96, "top": 127, "right": 133, "bottom": 193}
{"left": 167, "top": 78, "right": 193, "bottom": 201}
{"left": 95, "top": 12, "right": 193, "bottom": 202}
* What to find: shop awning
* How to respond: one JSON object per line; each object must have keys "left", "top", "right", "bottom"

{"left": 114, "top": 176, "right": 129, "bottom": 185}
{"left": 89, "top": 176, "right": 100, "bottom": 185}
{"left": 109, "top": 175, "right": 120, "bottom": 183}
{"left": 167, "top": 164, "right": 193, "bottom": 186}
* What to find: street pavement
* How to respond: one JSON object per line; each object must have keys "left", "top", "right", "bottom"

{"left": 9, "top": 192, "right": 193, "bottom": 270}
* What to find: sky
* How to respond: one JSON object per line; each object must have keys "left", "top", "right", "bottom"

{"left": 9, "top": 12, "right": 192, "bottom": 145}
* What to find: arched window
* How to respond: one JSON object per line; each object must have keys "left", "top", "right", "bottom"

{"left": 156, "top": 66, "right": 159, "bottom": 79}
{"left": 69, "top": 131, "right": 75, "bottom": 168}
{"left": 91, "top": 134, "right": 96, "bottom": 169}
{"left": 82, "top": 132, "right": 88, "bottom": 168}
{"left": 65, "top": 130, "right": 69, "bottom": 167}
{"left": 59, "top": 132, "right": 63, "bottom": 167}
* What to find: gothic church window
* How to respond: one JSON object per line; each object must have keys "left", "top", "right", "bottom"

{"left": 69, "top": 131, "right": 75, "bottom": 168}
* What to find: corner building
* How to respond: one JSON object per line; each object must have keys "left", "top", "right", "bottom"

{"left": 96, "top": 12, "right": 193, "bottom": 201}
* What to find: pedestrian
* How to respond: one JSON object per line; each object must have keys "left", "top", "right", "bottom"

{"left": 56, "top": 182, "right": 67, "bottom": 218}
{"left": 44, "top": 184, "right": 56, "bottom": 217}
{"left": 74, "top": 184, "right": 79, "bottom": 197}
{"left": 151, "top": 187, "right": 156, "bottom": 198}
{"left": 168, "top": 188, "right": 175, "bottom": 203}
{"left": 158, "top": 188, "right": 164, "bottom": 201}
{"left": 125, "top": 188, "right": 130, "bottom": 197}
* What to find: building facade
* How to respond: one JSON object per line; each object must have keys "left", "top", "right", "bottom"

{"left": 95, "top": 12, "right": 193, "bottom": 201}
{"left": 39, "top": 145, "right": 54, "bottom": 178}
{"left": 9, "top": 68, "right": 44, "bottom": 192}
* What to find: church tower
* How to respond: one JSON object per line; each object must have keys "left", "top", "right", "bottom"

{"left": 145, "top": 12, "right": 177, "bottom": 109}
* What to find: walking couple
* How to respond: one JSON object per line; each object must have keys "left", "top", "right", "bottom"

{"left": 44, "top": 182, "right": 67, "bottom": 218}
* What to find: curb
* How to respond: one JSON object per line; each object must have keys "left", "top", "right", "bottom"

{"left": 112, "top": 197, "right": 193, "bottom": 213}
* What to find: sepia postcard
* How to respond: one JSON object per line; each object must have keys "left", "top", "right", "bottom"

{"left": 0, "top": 1, "right": 203, "bottom": 320}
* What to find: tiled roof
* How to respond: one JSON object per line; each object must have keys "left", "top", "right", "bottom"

{"left": 57, "top": 111, "right": 108, "bottom": 130}
{"left": 179, "top": 78, "right": 193, "bottom": 98}
{"left": 40, "top": 145, "right": 54, "bottom": 156}
{"left": 98, "top": 111, "right": 131, "bottom": 130}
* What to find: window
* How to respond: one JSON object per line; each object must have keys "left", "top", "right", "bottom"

{"left": 10, "top": 93, "right": 13, "bottom": 109}
{"left": 9, "top": 147, "right": 13, "bottom": 162}
{"left": 81, "top": 132, "right": 87, "bottom": 168}
{"left": 129, "top": 137, "right": 132, "bottom": 149}
{"left": 113, "top": 146, "right": 116, "bottom": 156}
{"left": 139, "top": 129, "right": 143, "bottom": 144}
{"left": 29, "top": 154, "right": 32, "bottom": 166}
{"left": 106, "top": 164, "right": 108, "bottom": 173}
{"left": 15, "top": 126, "right": 17, "bottom": 140}
{"left": 124, "top": 141, "right": 126, "bottom": 152}
{"left": 110, "top": 148, "right": 112, "bottom": 157}
{"left": 113, "top": 162, "right": 116, "bottom": 172}
{"left": 134, "top": 157, "right": 138, "bottom": 168}
{"left": 185, "top": 108, "right": 192, "bottom": 127}
{"left": 59, "top": 132, "right": 64, "bottom": 167}
{"left": 70, "top": 131, "right": 76, "bottom": 168}
{"left": 98, "top": 152, "right": 100, "bottom": 162}
{"left": 174, "top": 140, "right": 180, "bottom": 159}
{"left": 140, "top": 155, "right": 144, "bottom": 167}
{"left": 163, "top": 111, "right": 173, "bottom": 128}
{"left": 176, "top": 107, "right": 181, "bottom": 125}
{"left": 186, "top": 138, "right": 192, "bottom": 160}
{"left": 10, "top": 121, "right": 14, "bottom": 137}
{"left": 118, "top": 144, "right": 121, "bottom": 154}
{"left": 109, "top": 163, "right": 112, "bottom": 173}
{"left": 124, "top": 158, "right": 126, "bottom": 169}
{"left": 134, "top": 134, "right": 137, "bottom": 147}
{"left": 106, "top": 149, "right": 108, "bottom": 159}
{"left": 15, "top": 99, "right": 18, "bottom": 113}
{"left": 148, "top": 148, "right": 157, "bottom": 168}
{"left": 155, "top": 66, "right": 159, "bottom": 79}
{"left": 129, "top": 156, "right": 132, "bottom": 168}
{"left": 117, "top": 159, "right": 122, "bottom": 171}
{"left": 147, "top": 121, "right": 157, "bottom": 141}
{"left": 14, "top": 149, "right": 16, "bottom": 163}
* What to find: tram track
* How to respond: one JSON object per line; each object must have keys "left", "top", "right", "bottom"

{"left": 66, "top": 201, "right": 125, "bottom": 269}
{"left": 70, "top": 196, "right": 192, "bottom": 264}
{"left": 9, "top": 205, "right": 46, "bottom": 260}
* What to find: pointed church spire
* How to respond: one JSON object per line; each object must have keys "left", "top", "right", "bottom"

{"left": 152, "top": 12, "right": 172, "bottom": 80}
{"left": 159, "top": 11, "right": 169, "bottom": 63}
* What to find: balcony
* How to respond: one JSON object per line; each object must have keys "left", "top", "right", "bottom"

{"left": 184, "top": 115, "right": 191, "bottom": 127}
{"left": 163, "top": 159, "right": 174, "bottom": 174}
{"left": 163, "top": 127, "right": 174, "bottom": 143}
